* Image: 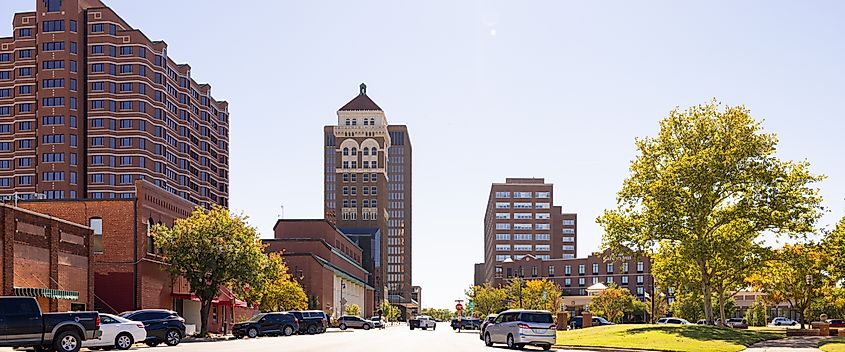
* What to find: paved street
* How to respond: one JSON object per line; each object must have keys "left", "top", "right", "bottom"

{"left": 2, "top": 324, "right": 579, "bottom": 352}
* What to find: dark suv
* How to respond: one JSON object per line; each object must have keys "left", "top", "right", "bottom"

{"left": 232, "top": 312, "right": 299, "bottom": 338}
{"left": 119, "top": 309, "right": 185, "bottom": 347}
{"left": 289, "top": 310, "right": 328, "bottom": 334}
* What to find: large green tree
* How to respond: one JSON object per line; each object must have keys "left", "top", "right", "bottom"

{"left": 466, "top": 283, "right": 507, "bottom": 316}
{"left": 589, "top": 286, "right": 635, "bottom": 323}
{"left": 750, "top": 243, "right": 829, "bottom": 328}
{"left": 504, "top": 278, "right": 562, "bottom": 312}
{"left": 154, "top": 206, "right": 267, "bottom": 336}
{"left": 598, "top": 101, "right": 824, "bottom": 324}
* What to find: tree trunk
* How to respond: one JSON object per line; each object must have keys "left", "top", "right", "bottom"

{"left": 718, "top": 292, "right": 727, "bottom": 327}
{"left": 701, "top": 266, "right": 714, "bottom": 325}
{"left": 200, "top": 299, "right": 212, "bottom": 337}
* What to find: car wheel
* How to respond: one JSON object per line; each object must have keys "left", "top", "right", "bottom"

{"left": 422, "top": 326, "right": 427, "bottom": 330}
{"left": 165, "top": 329, "right": 182, "bottom": 346}
{"left": 433, "top": 324, "right": 436, "bottom": 331}
{"left": 542, "top": 344, "right": 552, "bottom": 351}
{"left": 339, "top": 323, "right": 347, "bottom": 330}
{"left": 114, "top": 333, "right": 134, "bottom": 350}
{"left": 146, "top": 341, "right": 159, "bottom": 347}
{"left": 484, "top": 333, "right": 493, "bottom": 347}
{"left": 54, "top": 330, "right": 82, "bottom": 352}
{"left": 506, "top": 334, "right": 516, "bottom": 349}
{"left": 363, "top": 324, "right": 371, "bottom": 330}
{"left": 307, "top": 325, "right": 318, "bottom": 334}
{"left": 248, "top": 327, "right": 259, "bottom": 338}
{"left": 283, "top": 325, "right": 294, "bottom": 336}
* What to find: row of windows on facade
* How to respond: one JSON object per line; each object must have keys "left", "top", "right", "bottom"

{"left": 496, "top": 262, "right": 646, "bottom": 275}
{"left": 499, "top": 267, "right": 647, "bottom": 291}
{"left": 339, "top": 210, "right": 378, "bottom": 221}
{"left": 494, "top": 223, "right": 552, "bottom": 230}
{"left": 495, "top": 244, "right": 552, "bottom": 252}
{"left": 341, "top": 186, "right": 377, "bottom": 196}
{"left": 341, "top": 173, "right": 379, "bottom": 183}
{"left": 0, "top": 135, "right": 229, "bottom": 177}
{"left": 495, "top": 233, "right": 575, "bottom": 242}
{"left": 343, "top": 118, "right": 377, "bottom": 126}
{"left": 495, "top": 191, "right": 551, "bottom": 199}
{"left": 341, "top": 160, "right": 378, "bottom": 169}
{"left": 494, "top": 202, "right": 551, "bottom": 209}
{"left": 341, "top": 147, "right": 378, "bottom": 156}
{"left": 341, "top": 199, "right": 378, "bottom": 208}
{"left": 495, "top": 212, "right": 553, "bottom": 220}
{"left": 0, "top": 96, "right": 227, "bottom": 138}
{"left": 387, "top": 156, "right": 405, "bottom": 164}
{"left": 89, "top": 115, "right": 227, "bottom": 139}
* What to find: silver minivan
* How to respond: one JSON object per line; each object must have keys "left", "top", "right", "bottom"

{"left": 483, "top": 310, "right": 555, "bottom": 350}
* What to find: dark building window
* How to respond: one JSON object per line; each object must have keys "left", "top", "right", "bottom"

{"left": 44, "top": 0, "right": 62, "bottom": 12}
{"left": 42, "top": 20, "right": 64, "bottom": 32}
{"left": 19, "top": 28, "right": 32, "bottom": 37}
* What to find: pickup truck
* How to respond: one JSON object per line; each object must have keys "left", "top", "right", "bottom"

{"left": 0, "top": 296, "right": 101, "bottom": 352}
{"left": 409, "top": 315, "right": 437, "bottom": 330}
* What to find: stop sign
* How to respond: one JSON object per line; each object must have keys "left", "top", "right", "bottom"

{"left": 456, "top": 303, "right": 463, "bottom": 311}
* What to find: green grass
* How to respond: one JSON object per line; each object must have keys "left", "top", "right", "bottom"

{"left": 556, "top": 324, "right": 786, "bottom": 352}
{"left": 821, "top": 337, "right": 845, "bottom": 352}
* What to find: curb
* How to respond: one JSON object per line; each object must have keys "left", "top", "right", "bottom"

{"left": 553, "top": 346, "right": 665, "bottom": 352}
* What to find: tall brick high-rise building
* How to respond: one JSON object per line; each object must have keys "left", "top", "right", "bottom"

{"left": 324, "top": 84, "right": 416, "bottom": 317}
{"left": 482, "top": 178, "right": 577, "bottom": 284}
{"left": 0, "top": 0, "right": 229, "bottom": 206}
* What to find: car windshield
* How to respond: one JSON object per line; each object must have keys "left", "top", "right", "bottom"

{"left": 521, "top": 313, "right": 553, "bottom": 324}
{"left": 247, "top": 314, "right": 266, "bottom": 322}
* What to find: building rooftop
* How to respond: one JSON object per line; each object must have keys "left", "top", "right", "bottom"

{"left": 338, "top": 83, "right": 382, "bottom": 111}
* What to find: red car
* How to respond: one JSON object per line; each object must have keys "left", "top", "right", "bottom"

{"left": 827, "top": 319, "right": 845, "bottom": 328}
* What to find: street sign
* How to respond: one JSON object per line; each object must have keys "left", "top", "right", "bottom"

{"left": 455, "top": 303, "right": 463, "bottom": 311}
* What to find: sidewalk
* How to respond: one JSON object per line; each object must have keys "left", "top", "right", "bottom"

{"left": 742, "top": 336, "right": 829, "bottom": 352}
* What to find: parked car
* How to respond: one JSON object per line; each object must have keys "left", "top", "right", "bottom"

{"left": 232, "top": 312, "right": 299, "bottom": 338}
{"left": 451, "top": 318, "right": 481, "bottom": 330}
{"left": 827, "top": 319, "right": 845, "bottom": 328}
{"left": 0, "top": 296, "right": 102, "bottom": 352}
{"left": 479, "top": 314, "right": 498, "bottom": 340}
{"left": 289, "top": 310, "right": 327, "bottom": 334}
{"left": 337, "top": 315, "right": 374, "bottom": 330}
{"left": 570, "top": 316, "right": 614, "bottom": 329}
{"left": 84, "top": 313, "right": 146, "bottom": 350}
{"left": 370, "top": 316, "right": 384, "bottom": 329}
{"left": 771, "top": 317, "right": 798, "bottom": 326}
{"left": 409, "top": 315, "right": 437, "bottom": 330}
{"left": 657, "top": 317, "right": 693, "bottom": 325}
{"left": 119, "top": 309, "right": 185, "bottom": 347}
{"left": 725, "top": 318, "right": 748, "bottom": 328}
{"left": 483, "top": 309, "right": 555, "bottom": 351}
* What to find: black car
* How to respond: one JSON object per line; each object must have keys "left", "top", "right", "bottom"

{"left": 289, "top": 310, "right": 328, "bottom": 334}
{"left": 479, "top": 314, "right": 498, "bottom": 340}
{"left": 450, "top": 318, "right": 481, "bottom": 330}
{"left": 569, "top": 316, "right": 613, "bottom": 329}
{"left": 232, "top": 312, "right": 299, "bottom": 338}
{"left": 119, "top": 309, "right": 185, "bottom": 347}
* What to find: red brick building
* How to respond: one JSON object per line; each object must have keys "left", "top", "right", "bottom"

{"left": 18, "top": 180, "right": 251, "bottom": 332}
{"left": 323, "top": 84, "right": 416, "bottom": 317}
{"left": 0, "top": 0, "right": 229, "bottom": 207}
{"left": 482, "top": 178, "right": 578, "bottom": 284}
{"left": 0, "top": 203, "right": 93, "bottom": 312}
{"left": 263, "top": 219, "right": 375, "bottom": 319}
{"left": 493, "top": 251, "right": 654, "bottom": 315}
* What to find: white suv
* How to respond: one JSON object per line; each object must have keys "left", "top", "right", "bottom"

{"left": 483, "top": 310, "right": 555, "bottom": 351}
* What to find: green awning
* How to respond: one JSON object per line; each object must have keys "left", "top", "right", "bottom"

{"left": 14, "top": 287, "right": 80, "bottom": 300}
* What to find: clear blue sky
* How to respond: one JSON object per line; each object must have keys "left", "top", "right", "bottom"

{"left": 3, "top": 0, "right": 844, "bottom": 310}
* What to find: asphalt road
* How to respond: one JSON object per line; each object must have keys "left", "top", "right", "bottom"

{"left": 2, "top": 323, "right": 586, "bottom": 352}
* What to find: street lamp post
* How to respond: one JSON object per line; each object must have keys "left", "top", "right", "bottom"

{"left": 518, "top": 278, "right": 525, "bottom": 309}
{"left": 340, "top": 282, "right": 347, "bottom": 316}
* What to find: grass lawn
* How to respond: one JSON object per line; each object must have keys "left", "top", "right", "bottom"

{"left": 556, "top": 324, "right": 785, "bottom": 352}
{"left": 821, "top": 337, "right": 845, "bottom": 352}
